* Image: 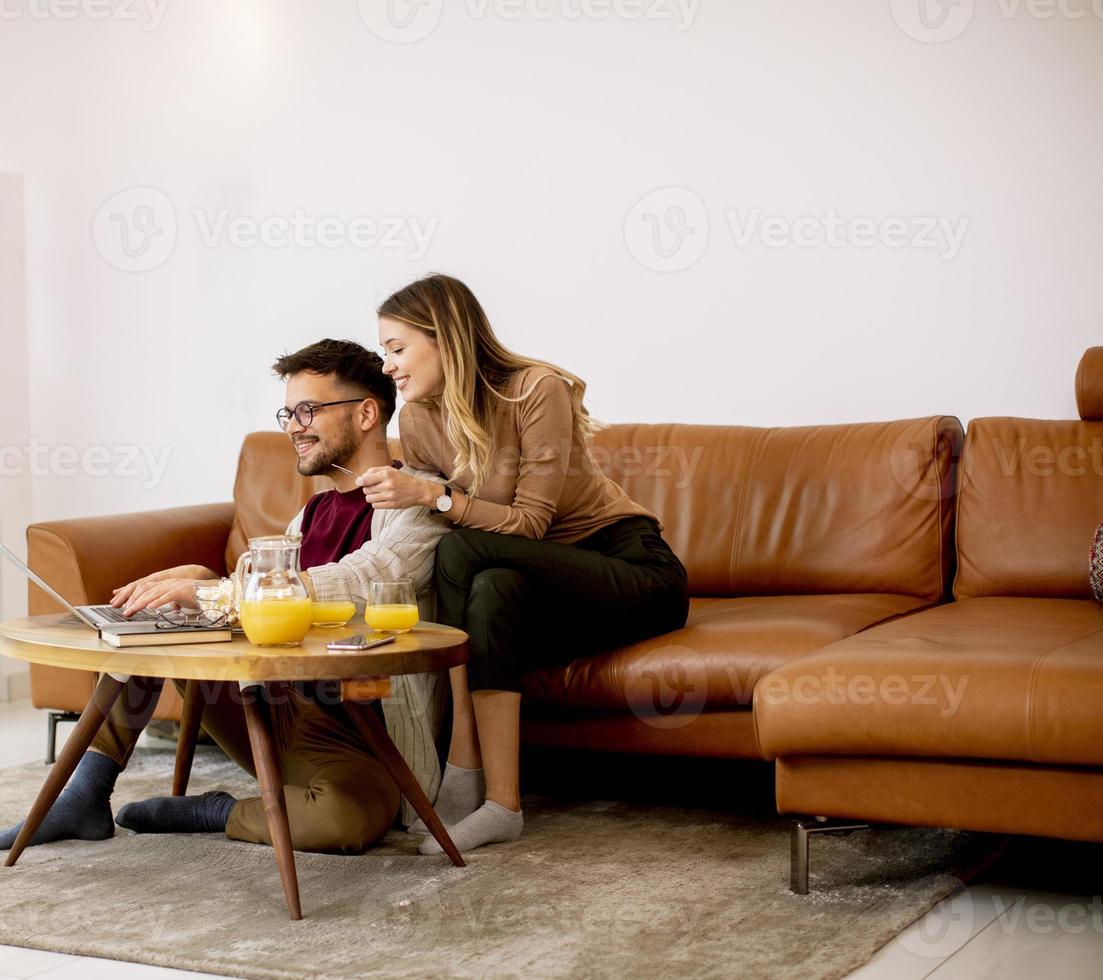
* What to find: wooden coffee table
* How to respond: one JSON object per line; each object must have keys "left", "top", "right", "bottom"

{"left": 0, "top": 613, "right": 469, "bottom": 920}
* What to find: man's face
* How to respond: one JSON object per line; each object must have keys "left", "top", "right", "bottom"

{"left": 282, "top": 371, "right": 366, "bottom": 477}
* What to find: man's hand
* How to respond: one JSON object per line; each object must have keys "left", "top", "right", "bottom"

{"left": 357, "top": 466, "right": 438, "bottom": 510}
{"left": 110, "top": 565, "right": 219, "bottom": 616}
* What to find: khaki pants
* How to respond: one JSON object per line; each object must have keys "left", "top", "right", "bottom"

{"left": 91, "top": 676, "right": 400, "bottom": 855}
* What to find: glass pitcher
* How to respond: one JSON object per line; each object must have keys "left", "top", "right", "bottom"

{"left": 234, "top": 535, "right": 313, "bottom": 647}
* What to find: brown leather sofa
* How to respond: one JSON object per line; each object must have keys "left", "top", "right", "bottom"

{"left": 26, "top": 414, "right": 961, "bottom": 766}
{"left": 755, "top": 347, "right": 1103, "bottom": 888}
{"left": 26, "top": 348, "right": 1099, "bottom": 893}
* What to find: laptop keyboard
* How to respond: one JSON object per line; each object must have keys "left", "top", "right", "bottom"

{"left": 91, "top": 605, "right": 159, "bottom": 623}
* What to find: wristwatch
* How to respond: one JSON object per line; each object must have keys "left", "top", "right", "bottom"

{"left": 432, "top": 485, "right": 454, "bottom": 514}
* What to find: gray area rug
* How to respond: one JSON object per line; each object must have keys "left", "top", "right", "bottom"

{"left": 0, "top": 747, "right": 1000, "bottom": 980}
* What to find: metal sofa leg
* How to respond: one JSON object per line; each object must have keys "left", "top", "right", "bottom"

{"left": 790, "top": 817, "right": 871, "bottom": 895}
{"left": 46, "top": 711, "right": 81, "bottom": 765}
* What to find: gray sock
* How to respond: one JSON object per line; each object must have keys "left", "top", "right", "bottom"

{"left": 418, "top": 800, "right": 523, "bottom": 855}
{"left": 408, "top": 763, "right": 485, "bottom": 835}
{"left": 115, "top": 790, "right": 237, "bottom": 835}
{"left": 0, "top": 751, "right": 119, "bottom": 850}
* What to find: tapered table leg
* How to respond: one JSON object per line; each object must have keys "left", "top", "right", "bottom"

{"left": 240, "top": 682, "right": 302, "bottom": 921}
{"left": 172, "top": 679, "right": 204, "bottom": 796}
{"left": 331, "top": 690, "right": 465, "bottom": 868}
{"left": 5, "top": 673, "right": 128, "bottom": 868}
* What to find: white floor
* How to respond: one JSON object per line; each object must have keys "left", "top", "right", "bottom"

{"left": 1, "top": 699, "right": 1101, "bottom": 980}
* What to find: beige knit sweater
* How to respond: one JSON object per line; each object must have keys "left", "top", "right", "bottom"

{"left": 399, "top": 366, "right": 658, "bottom": 543}
{"left": 287, "top": 466, "right": 451, "bottom": 827}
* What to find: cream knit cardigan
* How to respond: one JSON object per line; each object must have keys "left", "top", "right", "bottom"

{"left": 286, "top": 466, "right": 452, "bottom": 826}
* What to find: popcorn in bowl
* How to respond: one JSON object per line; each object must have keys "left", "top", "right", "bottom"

{"left": 194, "top": 578, "right": 239, "bottom": 627}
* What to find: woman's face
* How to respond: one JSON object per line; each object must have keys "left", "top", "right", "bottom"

{"left": 378, "top": 316, "right": 445, "bottom": 403}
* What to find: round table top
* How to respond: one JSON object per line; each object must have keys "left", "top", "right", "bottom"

{"left": 0, "top": 614, "right": 468, "bottom": 682}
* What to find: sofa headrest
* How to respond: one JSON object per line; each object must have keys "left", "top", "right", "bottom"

{"left": 1076, "top": 347, "right": 1103, "bottom": 421}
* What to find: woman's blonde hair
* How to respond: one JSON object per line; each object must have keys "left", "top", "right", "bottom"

{"left": 378, "top": 274, "right": 598, "bottom": 493}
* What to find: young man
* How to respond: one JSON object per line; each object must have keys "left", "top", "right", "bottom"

{"left": 0, "top": 340, "right": 456, "bottom": 855}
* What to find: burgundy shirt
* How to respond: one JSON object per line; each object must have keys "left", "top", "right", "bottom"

{"left": 298, "top": 461, "right": 401, "bottom": 569}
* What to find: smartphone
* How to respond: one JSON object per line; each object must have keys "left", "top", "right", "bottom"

{"left": 325, "top": 632, "right": 397, "bottom": 652}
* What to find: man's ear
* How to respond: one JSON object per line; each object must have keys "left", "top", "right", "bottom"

{"left": 359, "top": 397, "right": 380, "bottom": 432}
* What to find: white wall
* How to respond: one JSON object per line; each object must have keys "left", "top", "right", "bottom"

{"left": 0, "top": 0, "right": 1100, "bottom": 619}
{"left": 0, "top": 174, "right": 31, "bottom": 694}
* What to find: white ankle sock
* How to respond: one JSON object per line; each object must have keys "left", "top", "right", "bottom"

{"left": 408, "top": 763, "right": 485, "bottom": 835}
{"left": 418, "top": 801, "right": 523, "bottom": 855}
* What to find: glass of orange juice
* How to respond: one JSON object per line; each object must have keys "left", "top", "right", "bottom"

{"left": 311, "top": 590, "right": 358, "bottom": 629}
{"left": 365, "top": 580, "right": 419, "bottom": 633}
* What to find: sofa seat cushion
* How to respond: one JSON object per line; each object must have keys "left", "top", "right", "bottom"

{"left": 755, "top": 597, "right": 1103, "bottom": 766}
{"left": 522, "top": 593, "right": 931, "bottom": 714}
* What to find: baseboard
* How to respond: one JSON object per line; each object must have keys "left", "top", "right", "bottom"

{"left": 0, "top": 669, "right": 30, "bottom": 703}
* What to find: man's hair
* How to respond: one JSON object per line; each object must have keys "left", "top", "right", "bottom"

{"left": 272, "top": 339, "right": 397, "bottom": 425}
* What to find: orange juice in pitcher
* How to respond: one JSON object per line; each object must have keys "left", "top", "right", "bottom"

{"left": 235, "top": 535, "right": 313, "bottom": 647}
{"left": 241, "top": 598, "right": 314, "bottom": 645}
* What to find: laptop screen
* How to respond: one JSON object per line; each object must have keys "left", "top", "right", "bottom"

{"left": 0, "top": 543, "right": 98, "bottom": 629}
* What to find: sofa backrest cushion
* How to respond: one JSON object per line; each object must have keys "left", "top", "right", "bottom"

{"left": 955, "top": 417, "right": 1103, "bottom": 599}
{"left": 590, "top": 417, "right": 961, "bottom": 601}
{"left": 228, "top": 418, "right": 961, "bottom": 602}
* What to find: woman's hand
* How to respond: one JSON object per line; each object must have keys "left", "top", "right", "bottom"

{"left": 357, "top": 466, "right": 439, "bottom": 510}
{"left": 110, "top": 565, "right": 219, "bottom": 614}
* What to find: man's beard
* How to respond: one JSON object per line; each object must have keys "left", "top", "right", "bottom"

{"left": 296, "top": 419, "right": 361, "bottom": 478}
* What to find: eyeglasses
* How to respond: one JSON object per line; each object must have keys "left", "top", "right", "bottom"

{"left": 276, "top": 399, "right": 362, "bottom": 431}
{"left": 155, "top": 609, "right": 230, "bottom": 630}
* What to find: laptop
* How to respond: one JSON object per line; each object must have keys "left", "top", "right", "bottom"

{"left": 1, "top": 543, "right": 223, "bottom": 637}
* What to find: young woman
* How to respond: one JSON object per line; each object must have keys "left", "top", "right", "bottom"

{"left": 357, "top": 274, "right": 689, "bottom": 854}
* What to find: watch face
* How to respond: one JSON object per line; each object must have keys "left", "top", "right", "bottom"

{"left": 436, "top": 493, "right": 453, "bottom": 512}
